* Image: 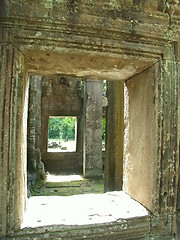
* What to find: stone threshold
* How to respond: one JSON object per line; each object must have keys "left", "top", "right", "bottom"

{"left": 10, "top": 215, "right": 151, "bottom": 240}
{"left": 22, "top": 191, "right": 149, "bottom": 228}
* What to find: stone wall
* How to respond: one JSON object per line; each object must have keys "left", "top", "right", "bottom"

{"left": 123, "top": 63, "right": 158, "bottom": 213}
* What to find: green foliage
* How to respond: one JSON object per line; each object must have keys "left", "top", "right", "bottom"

{"left": 49, "top": 116, "right": 106, "bottom": 142}
{"left": 48, "top": 117, "right": 62, "bottom": 139}
{"left": 103, "top": 80, "right": 107, "bottom": 96}
{"left": 102, "top": 118, "right": 106, "bottom": 141}
{"left": 163, "top": 0, "right": 170, "bottom": 9}
{"left": 61, "top": 117, "right": 76, "bottom": 140}
{"left": 30, "top": 178, "right": 45, "bottom": 196}
{"left": 48, "top": 117, "right": 76, "bottom": 140}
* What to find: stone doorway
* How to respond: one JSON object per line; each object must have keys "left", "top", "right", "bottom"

{"left": 25, "top": 61, "right": 159, "bottom": 231}
{"left": 47, "top": 116, "right": 77, "bottom": 153}
{"left": 27, "top": 75, "right": 105, "bottom": 176}
{"left": 1, "top": 1, "right": 179, "bottom": 238}
{"left": 27, "top": 75, "right": 106, "bottom": 204}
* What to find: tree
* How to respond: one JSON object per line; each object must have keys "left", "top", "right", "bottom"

{"left": 48, "top": 117, "right": 76, "bottom": 140}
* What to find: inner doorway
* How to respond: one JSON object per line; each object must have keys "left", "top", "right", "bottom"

{"left": 27, "top": 75, "right": 106, "bottom": 201}
{"left": 48, "top": 116, "right": 77, "bottom": 153}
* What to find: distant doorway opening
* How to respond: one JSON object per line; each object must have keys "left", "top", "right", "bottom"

{"left": 48, "top": 116, "right": 77, "bottom": 152}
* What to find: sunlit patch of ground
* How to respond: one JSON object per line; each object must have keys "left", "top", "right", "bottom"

{"left": 48, "top": 140, "right": 76, "bottom": 152}
{"left": 46, "top": 173, "right": 84, "bottom": 183}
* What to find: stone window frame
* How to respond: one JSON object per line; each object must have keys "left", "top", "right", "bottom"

{"left": 0, "top": 6, "right": 179, "bottom": 238}
{"left": 0, "top": 44, "right": 178, "bottom": 240}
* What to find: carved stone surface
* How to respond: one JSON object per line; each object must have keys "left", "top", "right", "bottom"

{"left": 0, "top": 0, "right": 180, "bottom": 239}
{"left": 0, "top": 43, "right": 28, "bottom": 236}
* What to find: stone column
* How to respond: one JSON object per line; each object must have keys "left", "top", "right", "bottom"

{"left": 0, "top": 43, "right": 28, "bottom": 236}
{"left": 104, "top": 81, "right": 124, "bottom": 192}
{"left": 176, "top": 62, "right": 180, "bottom": 211}
{"left": 27, "top": 76, "right": 42, "bottom": 171}
{"left": 83, "top": 80, "right": 103, "bottom": 178}
{"left": 158, "top": 59, "right": 178, "bottom": 217}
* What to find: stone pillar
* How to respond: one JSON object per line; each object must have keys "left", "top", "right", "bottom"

{"left": 154, "top": 59, "right": 178, "bottom": 235}
{"left": 0, "top": 43, "right": 28, "bottom": 236}
{"left": 27, "top": 76, "right": 42, "bottom": 171}
{"left": 83, "top": 80, "right": 103, "bottom": 178}
{"left": 176, "top": 62, "right": 180, "bottom": 211}
{"left": 158, "top": 59, "right": 178, "bottom": 217}
{"left": 104, "top": 81, "right": 124, "bottom": 192}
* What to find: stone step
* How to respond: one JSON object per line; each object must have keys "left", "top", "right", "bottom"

{"left": 4, "top": 216, "right": 152, "bottom": 240}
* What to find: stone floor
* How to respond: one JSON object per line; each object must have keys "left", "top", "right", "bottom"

{"left": 29, "top": 174, "right": 104, "bottom": 196}
{"left": 22, "top": 174, "right": 149, "bottom": 229}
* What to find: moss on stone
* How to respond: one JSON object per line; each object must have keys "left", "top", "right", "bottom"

{"left": 31, "top": 176, "right": 104, "bottom": 196}
{"left": 30, "top": 178, "right": 46, "bottom": 196}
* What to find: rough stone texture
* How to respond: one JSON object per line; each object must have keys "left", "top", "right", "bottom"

{"left": 0, "top": 43, "right": 28, "bottom": 236}
{"left": 3, "top": 216, "right": 153, "bottom": 240}
{"left": 83, "top": 80, "right": 103, "bottom": 177}
{"left": 27, "top": 76, "right": 46, "bottom": 194}
{"left": 41, "top": 75, "right": 82, "bottom": 118}
{"left": 104, "top": 81, "right": 124, "bottom": 192}
{"left": 177, "top": 61, "right": 180, "bottom": 212}
{"left": 1, "top": 1, "right": 170, "bottom": 79}
{"left": 27, "top": 76, "right": 42, "bottom": 171}
{"left": 0, "top": 0, "right": 180, "bottom": 239}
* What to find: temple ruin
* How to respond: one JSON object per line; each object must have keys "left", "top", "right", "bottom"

{"left": 1, "top": 0, "right": 180, "bottom": 239}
